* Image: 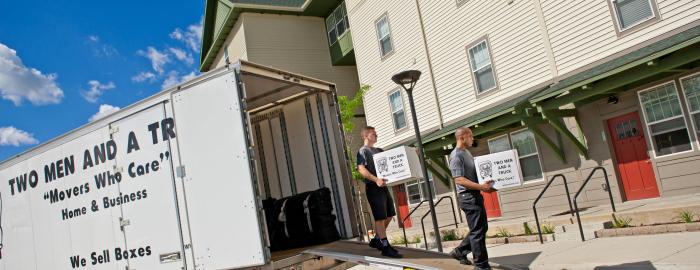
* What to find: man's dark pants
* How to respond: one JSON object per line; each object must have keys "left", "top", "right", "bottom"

{"left": 454, "top": 192, "right": 489, "bottom": 268}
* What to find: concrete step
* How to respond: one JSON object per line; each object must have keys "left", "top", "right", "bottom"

{"left": 554, "top": 222, "right": 604, "bottom": 241}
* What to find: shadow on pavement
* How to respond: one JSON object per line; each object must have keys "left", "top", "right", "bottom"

{"left": 594, "top": 261, "right": 656, "bottom": 269}
{"left": 490, "top": 252, "right": 541, "bottom": 269}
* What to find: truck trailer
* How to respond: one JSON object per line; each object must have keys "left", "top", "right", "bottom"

{"left": 0, "top": 61, "right": 466, "bottom": 270}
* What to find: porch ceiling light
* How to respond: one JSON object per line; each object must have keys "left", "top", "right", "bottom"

{"left": 607, "top": 95, "right": 619, "bottom": 104}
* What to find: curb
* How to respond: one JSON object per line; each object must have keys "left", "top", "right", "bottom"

{"left": 594, "top": 222, "right": 700, "bottom": 238}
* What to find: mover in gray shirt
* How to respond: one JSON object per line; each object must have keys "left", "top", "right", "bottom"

{"left": 448, "top": 127, "right": 495, "bottom": 269}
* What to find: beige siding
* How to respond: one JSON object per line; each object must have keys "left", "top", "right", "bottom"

{"left": 240, "top": 14, "right": 360, "bottom": 99}
{"left": 212, "top": 18, "right": 248, "bottom": 69}
{"left": 541, "top": 0, "right": 700, "bottom": 75}
{"left": 347, "top": 1, "right": 441, "bottom": 148}
{"left": 420, "top": 0, "right": 553, "bottom": 124}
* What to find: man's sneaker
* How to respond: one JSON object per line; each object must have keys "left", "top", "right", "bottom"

{"left": 473, "top": 266, "right": 492, "bottom": 270}
{"left": 449, "top": 249, "right": 472, "bottom": 265}
{"left": 380, "top": 245, "right": 403, "bottom": 258}
{"left": 386, "top": 242, "right": 399, "bottom": 253}
{"left": 368, "top": 237, "right": 381, "bottom": 250}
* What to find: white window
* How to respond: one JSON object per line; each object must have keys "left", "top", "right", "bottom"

{"left": 681, "top": 73, "right": 700, "bottom": 146}
{"left": 375, "top": 14, "right": 394, "bottom": 57}
{"left": 467, "top": 40, "right": 497, "bottom": 94}
{"left": 405, "top": 172, "right": 436, "bottom": 205}
{"left": 389, "top": 89, "right": 407, "bottom": 130}
{"left": 611, "top": 0, "right": 656, "bottom": 31}
{"left": 638, "top": 82, "right": 693, "bottom": 156}
{"left": 487, "top": 130, "right": 543, "bottom": 182}
{"left": 326, "top": 2, "right": 349, "bottom": 45}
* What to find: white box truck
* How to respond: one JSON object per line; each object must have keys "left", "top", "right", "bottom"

{"left": 0, "top": 61, "right": 361, "bottom": 270}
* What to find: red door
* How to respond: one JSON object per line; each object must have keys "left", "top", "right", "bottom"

{"left": 607, "top": 112, "right": 660, "bottom": 201}
{"left": 393, "top": 185, "right": 412, "bottom": 228}
{"left": 481, "top": 191, "right": 502, "bottom": 218}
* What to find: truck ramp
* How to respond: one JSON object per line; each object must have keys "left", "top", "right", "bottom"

{"left": 302, "top": 240, "right": 467, "bottom": 270}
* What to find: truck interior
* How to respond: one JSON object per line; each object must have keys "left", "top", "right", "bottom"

{"left": 235, "top": 61, "right": 466, "bottom": 269}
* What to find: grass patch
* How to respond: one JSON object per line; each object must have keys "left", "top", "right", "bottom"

{"left": 441, "top": 229, "right": 460, "bottom": 241}
{"left": 612, "top": 213, "right": 632, "bottom": 228}
{"left": 541, "top": 223, "right": 555, "bottom": 234}
{"left": 494, "top": 227, "right": 513, "bottom": 238}
{"left": 674, "top": 209, "right": 698, "bottom": 223}
{"left": 523, "top": 222, "right": 534, "bottom": 235}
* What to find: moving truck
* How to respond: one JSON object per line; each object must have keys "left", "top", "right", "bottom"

{"left": 0, "top": 61, "right": 359, "bottom": 270}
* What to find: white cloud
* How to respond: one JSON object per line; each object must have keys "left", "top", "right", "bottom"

{"left": 170, "top": 20, "right": 203, "bottom": 52}
{"left": 168, "top": 47, "right": 193, "bottom": 65}
{"left": 138, "top": 47, "right": 170, "bottom": 74}
{"left": 82, "top": 80, "right": 116, "bottom": 103}
{"left": 0, "top": 126, "right": 39, "bottom": 146}
{"left": 89, "top": 104, "right": 120, "bottom": 122}
{"left": 131, "top": 71, "right": 156, "bottom": 83}
{"left": 86, "top": 35, "right": 118, "bottom": 58}
{"left": 162, "top": 71, "right": 198, "bottom": 89}
{"left": 0, "top": 43, "right": 64, "bottom": 106}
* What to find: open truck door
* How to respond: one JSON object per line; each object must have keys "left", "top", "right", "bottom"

{"left": 170, "top": 70, "right": 267, "bottom": 269}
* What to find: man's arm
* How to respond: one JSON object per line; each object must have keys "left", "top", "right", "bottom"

{"left": 454, "top": 176, "right": 495, "bottom": 192}
{"left": 358, "top": 164, "right": 386, "bottom": 186}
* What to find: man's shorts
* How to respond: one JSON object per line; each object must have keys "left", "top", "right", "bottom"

{"left": 365, "top": 182, "right": 396, "bottom": 220}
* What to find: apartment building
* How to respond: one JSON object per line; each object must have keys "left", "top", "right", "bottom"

{"left": 201, "top": 0, "right": 700, "bottom": 236}
{"left": 346, "top": 0, "right": 700, "bottom": 232}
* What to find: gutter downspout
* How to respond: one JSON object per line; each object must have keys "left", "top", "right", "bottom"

{"left": 415, "top": 0, "right": 444, "bottom": 129}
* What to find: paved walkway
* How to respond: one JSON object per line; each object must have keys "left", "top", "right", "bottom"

{"left": 349, "top": 231, "right": 700, "bottom": 269}
{"left": 486, "top": 231, "right": 700, "bottom": 269}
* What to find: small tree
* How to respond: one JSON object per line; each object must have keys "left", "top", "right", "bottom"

{"left": 338, "top": 84, "right": 369, "bottom": 180}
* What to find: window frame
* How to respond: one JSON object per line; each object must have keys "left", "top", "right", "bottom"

{"left": 637, "top": 81, "right": 695, "bottom": 158}
{"left": 326, "top": 2, "right": 349, "bottom": 46}
{"left": 405, "top": 173, "right": 437, "bottom": 206}
{"left": 509, "top": 128, "right": 545, "bottom": 184}
{"left": 388, "top": 88, "right": 408, "bottom": 132}
{"left": 466, "top": 36, "right": 500, "bottom": 98}
{"left": 679, "top": 71, "right": 700, "bottom": 149}
{"left": 607, "top": 0, "right": 660, "bottom": 36}
{"left": 486, "top": 129, "right": 545, "bottom": 184}
{"left": 374, "top": 13, "right": 395, "bottom": 59}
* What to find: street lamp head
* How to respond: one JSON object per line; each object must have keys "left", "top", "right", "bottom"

{"left": 391, "top": 70, "right": 422, "bottom": 92}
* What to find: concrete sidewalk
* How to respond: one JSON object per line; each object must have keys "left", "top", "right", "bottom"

{"left": 349, "top": 231, "right": 700, "bottom": 269}
{"left": 481, "top": 231, "right": 700, "bottom": 269}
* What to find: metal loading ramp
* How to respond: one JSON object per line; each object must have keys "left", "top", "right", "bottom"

{"left": 301, "top": 241, "right": 466, "bottom": 270}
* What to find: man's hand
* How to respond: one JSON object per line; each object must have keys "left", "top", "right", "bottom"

{"left": 375, "top": 178, "right": 387, "bottom": 187}
{"left": 481, "top": 180, "right": 497, "bottom": 193}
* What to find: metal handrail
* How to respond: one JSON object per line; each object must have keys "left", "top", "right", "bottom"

{"left": 401, "top": 199, "right": 428, "bottom": 247}
{"left": 533, "top": 174, "right": 574, "bottom": 244}
{"left": 573, "top": 166, "right": 616, "bottom": 241}
{"left": 420, "top": 196, "right": 458, "bottom": 250}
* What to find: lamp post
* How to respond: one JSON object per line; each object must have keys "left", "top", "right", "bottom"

{"left": 391, "top": 70, "right": 443, "bottom": 252}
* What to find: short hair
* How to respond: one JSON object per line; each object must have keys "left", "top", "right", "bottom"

{"left": 454, "top": 127, "right": 471, "bottom": 138}
{"left": 361, "top": 126, "right": 376, "bottom": 138}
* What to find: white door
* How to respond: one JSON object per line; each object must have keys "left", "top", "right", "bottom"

{"left": 110, "top": 104, "right": 185, "bottom": 270}
{"left": 171, "top": 72, "right": 267, "bottom": 269}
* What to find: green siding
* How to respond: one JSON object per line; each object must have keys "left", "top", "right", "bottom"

{"left": 330, "top": 31, "right": 355, "bottom": 66}
{"left": 214, "top": 1, "right": 231, "bottom": 39}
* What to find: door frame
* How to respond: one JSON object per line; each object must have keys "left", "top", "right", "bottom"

{"left": 604, "top": 109, "right": 661, "bottom": 201}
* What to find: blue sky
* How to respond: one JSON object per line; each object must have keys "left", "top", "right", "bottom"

{"left": 0, "top": 0, "right": 205, "bottom": 162}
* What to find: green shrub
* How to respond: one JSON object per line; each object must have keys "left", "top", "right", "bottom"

{"left": 612, "top": 213, "right": 632, "bottom": 228}
{"left": 541, "top": 223, "right": 555, "bottom": 234}
{"left": 494, "top": 227, "right": 513, "bottom": 238}
{"left": 390, "top": 236, "right": 407, "bottom": 245}
{"left": 674, "top": 209, "right": 698, "bottom": 223}
{"left": 441, "top": 229, "right": 459, "bottom": 241}
{"left": 411, "top": 235, "right": 422, "bottom": 244}
{"left": 523, "top": 222, "right": 534, "bottom": 235}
